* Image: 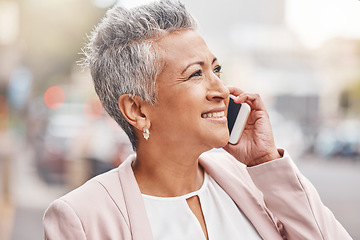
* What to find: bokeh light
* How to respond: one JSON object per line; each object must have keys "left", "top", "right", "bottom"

{"left": 43, "top": 86, "right": 65, "bottom": 110}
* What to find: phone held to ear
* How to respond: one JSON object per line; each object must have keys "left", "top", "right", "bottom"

{"left": 227, "top": 95, "right": 251, "bottom": 144}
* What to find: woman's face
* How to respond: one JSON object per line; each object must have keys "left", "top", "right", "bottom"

{"left": 146, "top": 30, "right": 230, "bottom": 152}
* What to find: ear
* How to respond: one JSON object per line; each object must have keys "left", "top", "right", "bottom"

{"left": 118, "top": 94, "right": 150, "bottom": 131}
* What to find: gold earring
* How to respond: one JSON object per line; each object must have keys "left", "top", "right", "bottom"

{"left": 142, "top": 127, "right": 150, "bottom": 140}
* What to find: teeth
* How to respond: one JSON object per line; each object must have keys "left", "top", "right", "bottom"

{"left": 201, "top": 111, "right": 225, "bottom": 118}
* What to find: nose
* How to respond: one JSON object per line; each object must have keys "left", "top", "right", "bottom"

{"left": 206, "top": 74, "right": 230, "bottom": 101}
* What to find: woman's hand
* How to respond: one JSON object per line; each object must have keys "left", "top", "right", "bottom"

{"left": 223, "top": 86, "right": 281, "bottom": 166}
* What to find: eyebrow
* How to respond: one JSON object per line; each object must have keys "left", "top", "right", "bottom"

{"left": 181, "top": 57, "right": 217, "bottom": 75}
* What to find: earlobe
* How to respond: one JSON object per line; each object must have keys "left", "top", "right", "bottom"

{"left": 118, "top": 94, "right": 148, "bottom": 131}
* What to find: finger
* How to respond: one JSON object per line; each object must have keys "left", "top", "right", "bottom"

{"left": 227, "top": 86, "right": 244, "bottom": 98}
{"left": 237, "top": 93, "right": 266, "bottom": 111}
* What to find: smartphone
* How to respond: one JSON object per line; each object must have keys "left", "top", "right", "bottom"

{"left": 227, "top": 95, "right": 251, "bottom": 144}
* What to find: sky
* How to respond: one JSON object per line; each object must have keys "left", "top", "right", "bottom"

{"left": 285, "top": 0, "right": 360, "bottom": 48}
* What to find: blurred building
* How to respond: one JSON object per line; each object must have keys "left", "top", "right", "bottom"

{"left": 316, "top": 38, "right": 360, "bottom": 118}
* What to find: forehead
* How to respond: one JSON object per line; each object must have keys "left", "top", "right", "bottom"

{"left": 156, "top": 30, "right": 214, "bottom": 67}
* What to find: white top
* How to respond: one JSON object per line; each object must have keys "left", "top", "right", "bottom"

{"left": 142, "top": 172, "right": 262, "bottom": 240}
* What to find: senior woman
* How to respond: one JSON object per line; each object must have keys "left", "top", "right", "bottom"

{"left": 43, "top": 1, "right": 351, "bottom": 239}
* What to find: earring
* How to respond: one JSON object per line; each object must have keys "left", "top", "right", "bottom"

{"left": 142, "top": 127, "right": 150, "bottom": 140}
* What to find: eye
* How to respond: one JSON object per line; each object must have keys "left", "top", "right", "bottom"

{"left": 214, "top": 65, "right": 222, "bottom": 74}
{"left": 188, "top": 70, "right": 202, "bottom": 79}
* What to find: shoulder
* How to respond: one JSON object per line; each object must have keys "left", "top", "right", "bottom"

{"left": 44, "top": 167, "right": 131, "bottom": 235}
{"left": 57, "top": 155, "right": 137, "bottom": 214}
{"left": 44, "top": 198, "right": 87, "bottom": 239}
{"left": 60, "top": 168, "right": 122, "bottom": 207}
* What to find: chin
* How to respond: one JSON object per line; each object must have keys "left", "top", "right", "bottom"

{"left": 211, "top": 133, "right": 230, "bottom": 149}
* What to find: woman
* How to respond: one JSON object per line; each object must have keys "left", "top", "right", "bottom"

{"left": 43, "top": 1, "right": 351, "bottom": 239}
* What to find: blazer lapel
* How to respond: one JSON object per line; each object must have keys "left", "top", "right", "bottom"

{"left": 199, "top": 153, "right": 283, "bottom": 240}
{"left": 117, "top": 155, "right": 153, "bottom": 240}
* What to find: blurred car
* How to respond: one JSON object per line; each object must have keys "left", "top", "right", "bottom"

{"left": 36, "top": 104, "right": 88, "bottom": 184}
{"left": 35, "top": 103, "right": 133, "bottom": 185}
{"left": 314, "top": 120, "right": 360, "bottom": 158}
{"left": 268, "top": 109, "right": 307, "bottom": 158}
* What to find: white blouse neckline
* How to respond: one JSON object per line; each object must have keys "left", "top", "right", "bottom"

{"left": 142, "top": 171, "right": 262, "bottom": 240}
{"left": 142, "top": 172, "right": 209, "bottom": 201}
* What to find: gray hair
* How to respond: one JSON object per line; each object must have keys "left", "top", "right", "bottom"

{"left": 82, "top": 0, "right": 197, "bottom": 151}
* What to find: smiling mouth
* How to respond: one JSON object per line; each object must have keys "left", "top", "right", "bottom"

{"left": 201, "top": 111, "right": 225, "bottom": 118}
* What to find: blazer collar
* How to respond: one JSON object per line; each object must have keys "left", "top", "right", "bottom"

{"left": 117, "top": 154, "right": 154, "bottom": 240}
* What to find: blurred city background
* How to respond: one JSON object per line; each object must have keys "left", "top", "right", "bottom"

{"left": 0, "top": 0, "right": 360, "bottom": 239}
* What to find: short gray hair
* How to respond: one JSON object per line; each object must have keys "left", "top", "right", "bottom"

{"left": 82, "top": 0, "right": 197, "bottom": 150}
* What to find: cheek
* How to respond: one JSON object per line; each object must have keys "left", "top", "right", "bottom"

{"left": 154, "top": 101, "right": 201, "bottom": 133}
{"left": 163, "top": 87, "right": 204, "bottom": 111}
{"left": 153, "top": 84, "right": 206, "bottom": 123}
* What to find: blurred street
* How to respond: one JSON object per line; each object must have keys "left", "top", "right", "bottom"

{"left": 2, "top": 142, "right": 360, "bottom": 240}
{"left": 296, "top": 155, "right": 360, "bottom": 239}
{"left": 1, "top": 141, "right": 68, "bottom": 240}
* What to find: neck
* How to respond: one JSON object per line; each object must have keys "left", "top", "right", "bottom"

{"left": 133, "top": 140, "right": 207, "bottom": 197}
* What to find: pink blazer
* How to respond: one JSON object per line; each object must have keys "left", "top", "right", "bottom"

{"left": 43, "top": 151, "right": 351, "bottom": 239}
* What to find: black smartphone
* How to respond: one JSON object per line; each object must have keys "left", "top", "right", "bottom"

{"left": 227, "top": 95, "right": 251, "bottom": 144}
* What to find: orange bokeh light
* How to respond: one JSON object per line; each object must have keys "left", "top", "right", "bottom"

{"left": 44, "top": 86, "right": 65, "bottom": 109}
{"left": 0, "top": 95, "right": 9, "bottom": 132}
